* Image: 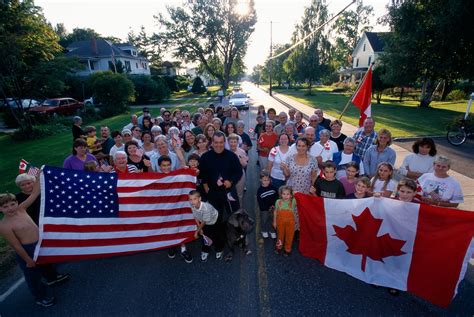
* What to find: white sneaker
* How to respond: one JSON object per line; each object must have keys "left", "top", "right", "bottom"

{"left": 270, "top": 232, "right": 277, "bottom": 239}
{"left": 201, "top": 252, "right": 209, "bottom": 262}
{"left": 261, "top": 232, "right": 269, "bottom": 238}
{"left": 216, "top": 252, "right": 223, "bottom": 260}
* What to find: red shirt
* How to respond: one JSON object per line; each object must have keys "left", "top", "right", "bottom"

{"left": 258, "top": 133, "right": 279, "bottom": 157}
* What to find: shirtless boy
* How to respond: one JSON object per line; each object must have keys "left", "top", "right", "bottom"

{"left": 0, "top": 178, "right": 56, "bottom": 307}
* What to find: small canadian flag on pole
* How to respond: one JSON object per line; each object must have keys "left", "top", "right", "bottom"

{"left": 351, "top": 66, "right": 373, "bottom": 127}
{"left": 19, "top": 159, "right": 40, "bottom": 177}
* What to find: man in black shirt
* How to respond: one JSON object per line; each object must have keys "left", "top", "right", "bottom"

{"left": 199, "top": 131, "right": 243, "bottom": 259}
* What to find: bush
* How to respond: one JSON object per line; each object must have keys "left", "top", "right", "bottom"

{"left": 88, "top": 71, "right": 134, "bottom": 117}
{"left": 151, "top": 76, "right": 171, "bottom": 102}
{"left": 446, "top": 89, "right": 467, "bottom": 101}
{"left": 64, "top": 75, "right": 92, "bottom": 101}
{"left": 163, "top": 76, "right": 180, "bottom": 92}
{"left": 191, "top": 76, "right": 207, "bottom": 94}
{"left": 175, "top": 75, "right": 191, "bottom": 90}
{"left": 453, "top": 81, "right": 474, "bottom": 94}
{"left": 11, "top": 123, "right": 69, "bottom": 141}
{"left": 128, "top": 75, "right": 158, "bottom": 104}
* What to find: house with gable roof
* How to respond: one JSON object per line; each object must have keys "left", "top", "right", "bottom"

{"left": 65, "top": 38, "right": 151, "bottom": 76}
{"left": 339, "top": 32, "right": 389, "bottom": 83}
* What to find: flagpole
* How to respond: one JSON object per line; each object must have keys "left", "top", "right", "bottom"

{"left": 338, "top": 64, "right": 373, "bottom": 121}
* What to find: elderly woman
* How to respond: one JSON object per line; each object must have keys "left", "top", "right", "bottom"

{"left": 125, "top": 140, "right": 151, "bottom": 172}
{"left": 363, "top": 128, "right": 396, "bottom": 178}
{"left": 267, "top": 133, "right": 290, "bottom": 188}
{"left": 284, "top": 122, "right": 298, "bottom": 145}
{"left": 150, "top": 125, "right": 162, "bottom": 140}
{"left": 418, "top": 155, "right": 464, "bottom": 208}
{"left": 151, "top": 135, "right": 182, "bottom": 172}
{"left": 180, "top": 110, "right": 194, "bottom": 132}
{"left": 111, "top": 151, "right": 138, "bottom": 173}
{"left": 63, "top": 138, "right": 98, "bottom": 170}
{"left": 212, "top": 117, "right": 223, "bottom": 132}
{"left": 313, "top": 129, "right": 339, "bottom": 169}
{"left": 72, "top": 116, "right": 85, "bottom": 141}
{"left": 228, "top": 133, "right": 248, "bottom": 207}
{"left": 333, "top": 137, "right": 364, "bottom": 179}
{"left": 281, "top": 138, "right": 319, "bottom": 194}
{"left": 329, "top": 119, "right": 347, "bottom": 151}
{"left": 399, "top": 137, "right": 437, "bottom": 179}
{"left": 257, "top": 120, "right": 279, "bottom": 168}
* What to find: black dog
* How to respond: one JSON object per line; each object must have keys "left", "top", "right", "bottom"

{"left": 224, "top": 210, "right": 255, "bottom": 262}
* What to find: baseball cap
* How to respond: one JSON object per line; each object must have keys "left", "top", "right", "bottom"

{"left": 121, "top": 129, "right": 132, "bottom": 136}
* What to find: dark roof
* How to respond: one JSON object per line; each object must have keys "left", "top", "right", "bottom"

{"left": 365, "top": 32, "right": 388, "bottom": 52}
{"left": 66, "top": 39, "right": 143, "bottom": 59}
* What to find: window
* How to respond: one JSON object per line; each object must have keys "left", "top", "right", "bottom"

{"left": 132, "top": 51, "right": 137, "bottom": 56}
{"left": 356, "top": 58, "right": 359, "bottom": 67}
{"left": 363, "top": 44, "right": 366, "bottom": 52}
{"left": 125, "top": 60, "right": 131, "bottom": 72}
{"left": 89, "top": 60, "right": 95, "bottom": 70}
{"left": 136, "top": 63, "right": 139, "bottom": 69}
{"left": 368, "top": 56, "right": 372, "bottom": 66}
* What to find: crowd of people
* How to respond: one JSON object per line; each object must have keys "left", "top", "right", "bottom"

{"left": 0, "top": 103, "right": 466, "bottom": 306}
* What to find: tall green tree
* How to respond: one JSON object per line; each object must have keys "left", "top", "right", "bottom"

{"left": 0, "top": 0, "right": 63, "bottom": 133}
{"left": 288, "top": 0, "right": 331, "bottom": 94}
{"left": 128, "top": 26, "right": 162, "bottom": 67}
{"left": 59, "top": 27, "right": 100, "bottom": 48}
{"left": 382, "top": 0, "right": 474, "bottom": 107}
{"left": 155, "top": 0, "right": 257, "bottom": 89}
{"left": 332, "top": 0, "right": 373, "bottom": 69}
{"left": 266, "top": 44, "right": 291, "bottom": 87}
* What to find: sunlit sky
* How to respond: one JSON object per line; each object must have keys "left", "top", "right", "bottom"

{"left": 36, "top": 0, "right": 390, "bottom": 71}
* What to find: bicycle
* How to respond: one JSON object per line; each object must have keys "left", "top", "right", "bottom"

{"left": 446, "top": 119, "right": 473, "bottom": 146}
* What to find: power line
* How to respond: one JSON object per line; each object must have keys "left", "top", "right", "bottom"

{"left": 268, "top": 0, "right": 355, "bottom": 60}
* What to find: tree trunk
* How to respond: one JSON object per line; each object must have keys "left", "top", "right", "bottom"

{"left": 419, "top": 79, "right": 435, "bottom": 108}
{"left": 376, "top": 91, "right": 382, "bottom": 104}
{"left": 441, "top": 79, "right": 453, "bottom": 101}
{"left": 399, "top": 87, "right": 404, "bottom": 102}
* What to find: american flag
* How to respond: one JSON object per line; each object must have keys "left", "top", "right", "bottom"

{"left": 34, "top": 166, "right": 197, "bottom": 264}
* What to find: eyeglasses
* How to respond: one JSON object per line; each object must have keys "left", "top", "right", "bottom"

{"left": 182, "top": 115, "right": 189, "bottom": 118}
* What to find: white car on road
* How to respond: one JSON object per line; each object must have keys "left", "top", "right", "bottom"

{"left": 229, "top": 92, "right": 250, "bottom": 110}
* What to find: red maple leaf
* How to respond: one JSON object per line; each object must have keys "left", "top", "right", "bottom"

{"left": 333, "top": 207, "right": 406, "bottom": 272}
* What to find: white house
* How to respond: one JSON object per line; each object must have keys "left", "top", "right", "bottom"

{"left": 340, "top": 32, "right": 389, "bottom": 83}
{"left": 186, "top": 67, "right": 217, "bottom": 86}
{"left": 66, "top": 39, "right": 151, "bottom": 76}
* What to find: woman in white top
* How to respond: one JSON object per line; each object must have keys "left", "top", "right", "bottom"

{"left": 267, "top": 133, "right": 290, "bottom": 188}
{"left": 141, "top": 131, "right": 155, "bottom": 158}
{"left": 399, "top": 137, "right": 437, "bottom": 179}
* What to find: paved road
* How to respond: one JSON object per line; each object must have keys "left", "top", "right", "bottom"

{"left": 1, "top": 84, "right": 473, "bottom": 316}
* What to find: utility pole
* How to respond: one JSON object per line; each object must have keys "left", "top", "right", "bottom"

{"left": 269, "top": 21, "right": 273, "bottom": 96}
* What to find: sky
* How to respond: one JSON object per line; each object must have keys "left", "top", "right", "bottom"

{"left": 36, "top": 0, "right": 390, "bottom": 72}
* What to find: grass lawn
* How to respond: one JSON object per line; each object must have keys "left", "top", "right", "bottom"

{"left": 270, "top": 86, "right": 471, "bottom": 137}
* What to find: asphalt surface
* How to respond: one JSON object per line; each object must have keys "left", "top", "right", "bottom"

{"left": 1, "top": 84, "right": 473, "bottom": 316}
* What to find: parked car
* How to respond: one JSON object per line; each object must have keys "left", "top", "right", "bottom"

{"left": 28, "top": 98, "right": 84, "bottom": 116}
{"left": 229, "top": 92, "right": 250, "bottom": 110}
{"left": 232, "top": 85, "right": 242, "bottom": 92}
{"left": 84, "top": 97, "right": 103, "bottom": 107}
{"left": 2, "top": 98, "right": 40, "bottom": 109}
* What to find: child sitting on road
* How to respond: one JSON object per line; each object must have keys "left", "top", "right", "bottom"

{"left": 273, "top": 185, "right": 297, "bottom": 257}
{"left": 188, "top": 190, "right": 219, "bottom": 262}
{"left": 310, "top": 161, "right": 346, "bottom": 199}
{"left": 257, "top": 170, "right": 278, "bottom": 239}
{"left": 0, "top": 178, "right": 56, "bottom": 307}
{"left": 345, "top": 176, "right": 371, "bottom": 199}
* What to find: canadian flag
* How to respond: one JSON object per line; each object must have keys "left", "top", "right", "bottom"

{"left": 351, "top": 66, "right": 373, "bottom": 127}
{"left": 295, "top": 193, "right": 474, "bottom": 308}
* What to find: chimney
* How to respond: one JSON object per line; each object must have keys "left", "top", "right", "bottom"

{"left": 91, "top": 38, "right": 98, "bottom": 55}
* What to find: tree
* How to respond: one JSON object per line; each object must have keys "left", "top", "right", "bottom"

{"left": 59, "top": 27, "right": 100, "bottom": 48}
{"left": 250, "top": 64, "right": 265, "bottom": 85}
{"left": 266, "top": 44, "right": 291, "bottom": 87}
{"left": 0, "top": 0, "right": 63, "bottom": 134}
{"left": 381, "top": 0, "right": 474, "bottom": 107}
{"left": 191, "top": 76, "right": 207, "bottom": 94}
{"left": 332, "top": 0, "right": 374, "bottom": 69}
{"left": 287, "top": 0, "right": 332, "bottom": 94}
{"left": 156, "top": 0, "right": 257, "bottom": 89}
{"left": 88, "top": 71, "right": 135, "bottom": 117}
{"left": 128, "top": 26, "right": 162, "bottom": 67}
{"left": 128, "top": 75, "right": 158, "bottom": 104}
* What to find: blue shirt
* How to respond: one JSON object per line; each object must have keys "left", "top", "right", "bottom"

{"left": 363, "top": 145, "right": 396, "bottom": 177}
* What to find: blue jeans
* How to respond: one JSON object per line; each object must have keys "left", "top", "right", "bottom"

{"left": 271, "top": 177, "right": 286, "bottom": 189}
{"left": 16, "top": 242, "right": 48, "bottom": 300}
